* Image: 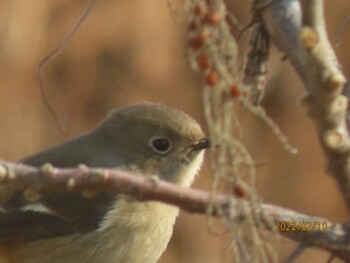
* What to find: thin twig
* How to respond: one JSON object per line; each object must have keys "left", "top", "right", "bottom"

{"left": 38, "top": 0, "right": 97, "bottom": 131}
{"left": 335, "top": 17, "right": 350, "bottom": 48}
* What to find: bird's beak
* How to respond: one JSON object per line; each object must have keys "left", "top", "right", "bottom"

{"left": 191, "top": 138, "right": 211, "bottom": 151}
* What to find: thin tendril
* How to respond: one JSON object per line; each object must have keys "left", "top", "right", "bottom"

{"left": 38, "top": 0, "right": 98, "bottom": 131}
{"left": 335, "top": 16, "right": 350, "bottom": 48}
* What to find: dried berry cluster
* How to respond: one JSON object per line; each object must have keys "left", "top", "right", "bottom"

{"left": 187, "top": 2, "right": 240, "bottom": 99}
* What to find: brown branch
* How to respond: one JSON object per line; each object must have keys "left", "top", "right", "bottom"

{"left": 0, "top": 160, "right": 349, "bottom": 260}
{"left": 260, "top": 0, "right": 350, "bottom": 213}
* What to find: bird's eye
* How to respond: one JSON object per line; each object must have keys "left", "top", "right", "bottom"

{"left": 149, "top": 137, "right": 172, "bottom": 154}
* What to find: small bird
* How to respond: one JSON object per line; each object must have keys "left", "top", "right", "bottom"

{"left": 0, "top": 102, "right": 210, "bottom": 263}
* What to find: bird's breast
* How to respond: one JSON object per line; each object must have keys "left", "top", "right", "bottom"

{"left": 97, "top": 197, "right": 180, "bottom": 263}
{"left": 9, "top": 198, "right": 179, "bottom": 263}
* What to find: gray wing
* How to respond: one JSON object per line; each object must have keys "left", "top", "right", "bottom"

{"left": 0, "top": 132, "right": 124, "bottom": 243}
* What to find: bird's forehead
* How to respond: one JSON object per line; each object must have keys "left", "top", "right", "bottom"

{"left": 108, "top": 103, "right": 205, "bottom": 139}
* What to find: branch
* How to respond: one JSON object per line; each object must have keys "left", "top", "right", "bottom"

{"left": 260, "top": 1, "right": 350, "bottom": 212}
{"left": 0, "top": 160, "right": 349, "bottom": 260}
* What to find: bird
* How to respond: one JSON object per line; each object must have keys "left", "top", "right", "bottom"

{"left": 0, "top": 102, "right": 210, "bottom": 263}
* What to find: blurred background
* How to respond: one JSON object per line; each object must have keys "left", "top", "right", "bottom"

{"left": 0, "top": 0, "right": 349, "bottom": 262}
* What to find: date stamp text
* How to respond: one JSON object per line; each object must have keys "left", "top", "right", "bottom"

{"left": 275, "top": 221, "right": 328, "bottom": 232}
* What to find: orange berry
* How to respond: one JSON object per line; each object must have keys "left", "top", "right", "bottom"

{"left": 206, "top": 11, "right": 223, "bottom": 25}
{"left": 188, "top": 20, "right": 197, "bottom": 31}
{"left": 193, "top": 3, "right": 209, "bottom": 18}
{"left": 189, "top": 28, "right": 211, "bottom": 49}
{"left": 189, "top": 37, "right": 203, "bottom": 49}
{"left": 233, "top": 185, "right": 246, "bottom": 198}
{"left": 198, "top": 28, "right": 211, "bottom": 41}
{"left": 230, "top": 85, "right": 240, "bottom": 98}
{"left": 196, "top": 54, "right": 212, "bottom": 70}
{"left": 206, "top": 71, "right": 219, "bottom": 86}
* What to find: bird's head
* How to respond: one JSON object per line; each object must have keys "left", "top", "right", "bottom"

{"left": 96, "top": 103, "right": 210, "bottom": 186}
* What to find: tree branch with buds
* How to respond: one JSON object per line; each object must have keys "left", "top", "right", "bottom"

{"left": 0, "top": 160, "right": 349, "bottom": 260}
{"left": 260, "top": 0, "right": 350, "bottom": 210}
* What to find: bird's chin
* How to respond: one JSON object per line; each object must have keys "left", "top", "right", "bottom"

{"left": 176, "top": 151, "right": 205, "bottom": 187}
